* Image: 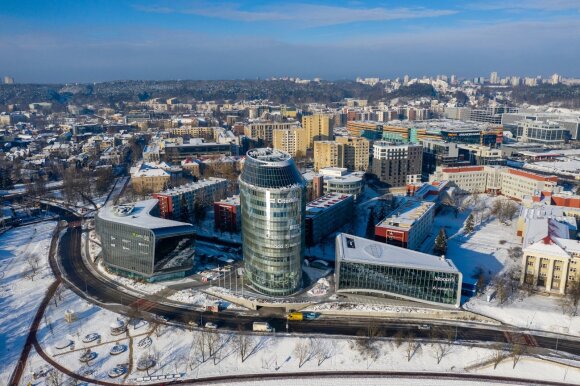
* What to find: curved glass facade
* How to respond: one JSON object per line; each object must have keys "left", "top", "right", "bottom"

{"left": 240, "top": 149, "right": 306, "bottom": 296}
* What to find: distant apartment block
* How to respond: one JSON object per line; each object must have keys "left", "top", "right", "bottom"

{"left": 336, "top": 136, "right": 370, "bottom": 172}
{"left": 273, "top": 126, "right": 308, "bottom": 157}
{"left": 244, "top": 121, "right": 298, "bottom": 145}
{"left": 302, "top": 114, "right": 333, "bottom": 147}
{"left": 375, "top": 198, "right": 435, "bottom": 250}
{"left": 152, "top": 178, "right": 228, "bottom": 221}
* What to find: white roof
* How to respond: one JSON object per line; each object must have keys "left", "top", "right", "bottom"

{"left": 97, "top": 199, "right": 193, "bottom": 231}
{"left": 336, "top": 233, "right": 459, "bottom": 273}
{"left": 524, "top": 236, "right": 579, "bottom": 258}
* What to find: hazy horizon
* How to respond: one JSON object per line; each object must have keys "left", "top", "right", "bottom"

{"left": 2, "top": 0, "right": 580, "bottom": 83}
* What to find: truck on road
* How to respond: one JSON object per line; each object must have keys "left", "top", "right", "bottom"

{"left": 252, "top": 322, "right": 273, "bottom": 332}
{"left": 287, "top": 312, "right": 303, "bottom": 321}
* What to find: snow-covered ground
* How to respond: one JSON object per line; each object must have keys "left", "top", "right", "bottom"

{"left": 465, "top": 292, "right": 580, "bottom": 335}
{"left": 0, "top": 221, "right": 57, "bottom": 380}
{"left": 24, "top": 288, "right": 580, "bottom": 385}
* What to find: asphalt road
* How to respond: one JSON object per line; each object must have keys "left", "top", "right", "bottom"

{"left": 57, "top": 224, "right": 580, "bottom": 358}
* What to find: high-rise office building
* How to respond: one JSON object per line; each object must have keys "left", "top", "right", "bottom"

{"left": 302, "top": 114, "right": 333, "bottom": 147}
{"left": 239, "top": 148, "right": 306, "bottom": 296}
{"left": 272, "top": 127, "right": 308, "bottom": 157}
{"left": 490, "top": 72, "right": 499, "bottom": 84}
{"left": 3, "top": 76, "right": 14, "bottom": 84}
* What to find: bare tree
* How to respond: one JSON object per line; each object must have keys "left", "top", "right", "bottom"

{"left": 207, "top": 332, "right": 222, "bottom": 364}
{"left": 394, "top": 330, "right": 404, "bottom": 348}
{"left": 431, "top": 328, "right": 454, "bottom": 364}
{"left": 563, "top": 279, "right": 580, "bottom": 316}
{"left": 294, "top": 339, "right": 312, "bottom": 368}
{"left": 25, "top": 252, "right": 41, "bottom": 281}
{"left": 46, "top": 368, "right": 63, "bottom": 386}
{"left": 492, "top": 343, "right": 506, "bottom": 369}
{"left": 405, "top": 333, "right": 420, "bottom": 362}
{"left": 316, "top": 340, "right": 337, "bottom": 366}
{"left": 235, "top": 330, "right": 256, "bottom": 363}
{"left": 193, "top": 330, "right": 209, "bottom": 363}
{"left": 511, "top": 343, "right": 525, "bottom": 369}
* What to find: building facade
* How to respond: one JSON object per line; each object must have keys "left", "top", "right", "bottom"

{"left": 152, "top": 178, "right": 228, "bottom": 221}
{"left": 239, "top": 148, "right": 306, "bottom": 296}
{"left": 272, "top": 127, "right": 308, "bottom": 158}
{"left": 305, "top": 193, "right": 354, "bottom": 246}
{"left": 214, "top": 195, "right": 241, "bottom": 232}
{"left": 375, "top": 199, "right": 435, "bottom": 250}
{"left": 335, "top": 234, "right": 462, "bottom": 308}
{"left": 371, "top": 141, "right": 423, "bottom": 187}
{"left": 336, "top": 136, "right": 370, "bottom": 172}
{"left": 95, "top": 200, "right": 195, "bottom": 282}
{"left": 302, "top": 114, "right": 332, "bottom": 147}
{"left": 313, "top": 140, "right": 344, "bottom": 171}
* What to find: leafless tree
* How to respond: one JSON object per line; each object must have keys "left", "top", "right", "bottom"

{"left": 193, "top": 330, "right": 209, "bottom": 363}
{"left": 563, "top": 279, "right": 580, "bottom": 316}
{"left": 235, "top": 330, "right": 256, "bottom": 363}
{"left": 316, "top": 340, "right": 337, "bottom": 366}
{"left": 431, "top": 327, "right": 454, "bottom": 364}
{"left": 207, "top": 332, "right": 223, "bottom": 364}
{"left": 405, "top": 333, "right": 420, "bottom": 362}
{"left": 25, "top": 252, "right": 41, "bottom": 281}
{"left": 46, "top": 368, "right": 62, "bottom": 386}
{"left": 394, "top": 330, "right": 404, "bottom": 348}
{"left": 294, "top": 339, "right": 313, "bottom": 368}
{"left": 511, "top": 343, "right": 525, "bottom": 369}
{"left": 492, "top": 343, "right": 506, "bottom": 369}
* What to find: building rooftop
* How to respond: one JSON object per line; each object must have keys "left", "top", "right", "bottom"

{"left": 337, "top": 233, "right": 459, "bottom": 273}
{"left": 306, "top": 193, "right": 352, "bottom": 215}
{"left": 97, "top": 199, "right": 194, "bottom": 236}
{"left": 155, "top": 177, "right": 227, "bottom": 196}
{"left": 377, "top": 199, "right": 435, "bottom": 230}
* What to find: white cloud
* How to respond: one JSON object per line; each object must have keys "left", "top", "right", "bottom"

{"left": 136, "top": 2, "right": 457, "bottom": 27}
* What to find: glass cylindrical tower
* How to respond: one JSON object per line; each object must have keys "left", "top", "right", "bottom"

{"left": 239, "top": 148, "right": 306, "bottom": 296}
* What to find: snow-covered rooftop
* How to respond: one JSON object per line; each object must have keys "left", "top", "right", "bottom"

{"left": 336, "top": 233, "right": 459, "bottom": 273}
{"left": 97, "top": 199, "right": 194, "bottom": 232}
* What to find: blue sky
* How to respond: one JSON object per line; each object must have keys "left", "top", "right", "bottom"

{"left": 1, "top": 0, "right": 579, "bottom": 83}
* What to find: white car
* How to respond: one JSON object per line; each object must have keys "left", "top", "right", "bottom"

{"left": 204, "top": 322, "right": 218, "bottom": 329}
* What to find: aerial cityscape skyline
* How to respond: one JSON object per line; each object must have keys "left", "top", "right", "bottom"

{"left": 2, "top": 2, "right": 580, "bottom": 385}
{"left": 1, "top": 0, "right": 580, "bottom": 82}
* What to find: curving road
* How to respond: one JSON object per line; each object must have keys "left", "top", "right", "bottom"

{"left": 53, "top": 220, "right": 580, "bottom": 359}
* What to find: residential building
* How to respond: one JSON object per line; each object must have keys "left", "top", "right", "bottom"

{"left": 152, "top": 177, "right": 228, "bottom": 221}
{"left": 305, "top": 193, "right": 354, "bottom": 246}
{"left": 336, "top": 136, "right": 370, "bottom": 172}
{"left": 163, "top": 139, "right": 232, "bottom": 163}
{"left": 313, "top": 141, "right": 344, "bottom": 171}
{"left": 303, "top": 114, "right": 333, "bottom": 146}
{"left": 272, "top": 127, "right": 308, "bottom": 158}
{"left": 130, "top": 163, "right": 170, "bottom": 194}
{"left": 95, "top": 200, "right": 195, "bottom": 282}
{"left": 335, "top": 233, "right": 462, "bottom": 308}
{"left": 371, "top": 141, "right": 422, "bottom": 187}
{"left": 244, "top": 120, "right": 298, "bottom": 145}
{"left": 213, "top": 195, "right": 241, "bottom": 232}
{"left": 375, "top": 198, "right": 435, "bottom": 250}
{"left": 239, "top": 148, "right": 306, "bottom": 296}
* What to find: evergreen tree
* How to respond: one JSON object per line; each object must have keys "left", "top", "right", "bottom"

{"left": 434, "top": 228, "right": 447, "bottom": 256}
{"left": 464, "top": 214, "right": 475, "bottom": 234}
{"left": 365, "top": 208, "right": 376, "bottom": 239}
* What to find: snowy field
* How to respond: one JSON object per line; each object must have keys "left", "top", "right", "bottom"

{"left": 0, "top": 221, "right": 57, "bottom": 381}
{"left": 19, "top": 287, "right": 580, "bottom": 385}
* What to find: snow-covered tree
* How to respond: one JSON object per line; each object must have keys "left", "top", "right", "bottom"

{"left": 464, "top": 214, "right": 475, "bottom": 234}
{"left": 433, "top": 228, "right": 447, "bottom": 256}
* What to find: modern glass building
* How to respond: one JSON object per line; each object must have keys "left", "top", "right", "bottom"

{"left": 335, "top": 233, "right": 462, "bottom": 307}
{"left": 95, "top": 199, "right": 195, "bottom": 282}
{"left": 239, "top": 148, "right": 306, "bottom": 296}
